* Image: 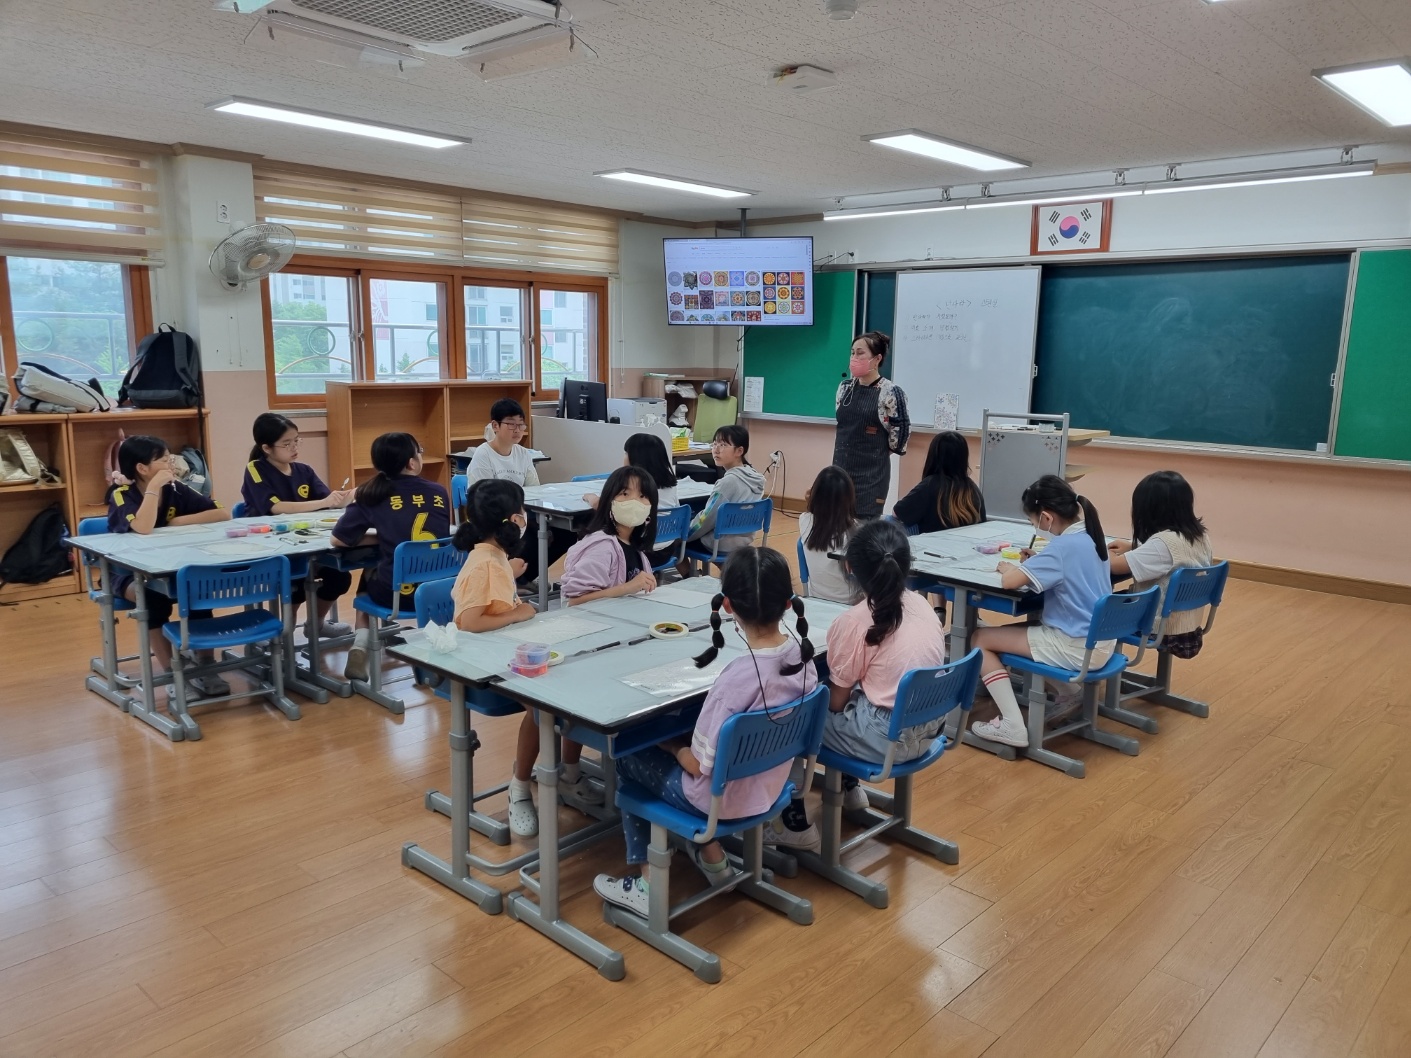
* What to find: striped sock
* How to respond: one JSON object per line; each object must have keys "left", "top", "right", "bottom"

{"left": 982, "top": 669, "right": 1025, "bottom": 728}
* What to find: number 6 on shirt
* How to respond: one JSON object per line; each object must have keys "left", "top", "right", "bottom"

{"left": 411, "top": 512, "right": 438, "bottom": 541}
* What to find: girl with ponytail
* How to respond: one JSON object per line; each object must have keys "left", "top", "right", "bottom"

{"left": 766, "top": 518, "right": 946, "bottom": 851}
{"left": 970, "top": 475, "right": 1115, "bottom": 748}
{"left": 594, "top": 547, "right": 815, "bottom": 917}
{"left": 332, "top": 432, "right": 449, "bottom": 683}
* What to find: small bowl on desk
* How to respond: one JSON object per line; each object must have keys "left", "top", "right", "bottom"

{"left": 547, "top": 650, "right": 564, "bottom": 667}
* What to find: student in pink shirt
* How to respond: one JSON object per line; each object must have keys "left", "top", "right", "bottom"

{"left": 766, "top": 518, "right": 944, "bottom": 852}
{"left": 560, "top": 465, "right": 659, "bottom": 604}
{"left": 594, "top": 547, "right": 817, "bottom": 918}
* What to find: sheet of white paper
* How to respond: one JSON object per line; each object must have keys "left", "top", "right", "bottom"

{"left": 621, "top": 654, "right": 728, "bottom": 696}
{"left": 149, "top": 525, "right": 210, "bottom": 537}
{"left": 624, "top": 585, "right": 712, "bottom": 609}
{"left": 934, "top": 392, "right": 959, "bottom": 430}
{"left": 743, "top": 376, "right": 764, "bottom": 414}
{"left": 495, "top": 613, "right": 612, "bottom": 646}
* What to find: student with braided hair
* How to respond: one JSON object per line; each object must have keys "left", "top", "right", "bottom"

{"left": 593, "top": 547, "right": 815, "bottom": 918}
{"left": 766, "top": 518, "right": 945, "bottom": 852}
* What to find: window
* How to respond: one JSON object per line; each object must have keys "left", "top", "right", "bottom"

{"left": 424, "top": 303, "right": 438, "bottom": 322}
{"left": 0, "top": 256, "right": 151, "bottom": 392}
{"left": 264, "top": 269, "right": 356, "bottom": 400}
{"left": 538, "top": 287, "right": 599, "bottom": 393}
{"left": 464, "top": 284, "right": 524, "bottom": 383}
{"left": 553, "top": 290, "right": 568, "bottom": 309}
{"left": 369, "top": 276, "right": 446, "bottom": 382}
{"left": 499, "top": 305, "right": 514, "bottom": 323}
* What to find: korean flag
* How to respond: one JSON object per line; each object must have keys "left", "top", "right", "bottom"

{"left": 1036, "top": 200, "right": 1106, "bottom": 252}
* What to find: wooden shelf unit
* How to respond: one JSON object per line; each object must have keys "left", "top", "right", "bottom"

{"left": 0, "top": 408, "right": 208, "bottom": 601}
{"left": 640, "top": 371, "right": 733, "bottom": 434}
{"left": 325, "top": 380, "right": 534, "bottom": 492}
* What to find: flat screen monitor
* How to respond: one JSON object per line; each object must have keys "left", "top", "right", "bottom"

{"left": 560, "top": 379, "right": 608, "bottom": 422}
{"left": 662, "top": 236, "right": 814, "bottom": 326}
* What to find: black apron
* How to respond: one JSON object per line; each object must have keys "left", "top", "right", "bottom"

{"left": 834, "top": 380, "right": 890, "bottom": 519}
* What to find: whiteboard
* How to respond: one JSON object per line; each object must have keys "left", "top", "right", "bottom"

{"left": 891, "top": 268, "right": 1042, "bottom": 430}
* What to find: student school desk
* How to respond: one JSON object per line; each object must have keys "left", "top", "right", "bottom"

{"left": 392, "top": 577, "right": 850, "bottom": 980}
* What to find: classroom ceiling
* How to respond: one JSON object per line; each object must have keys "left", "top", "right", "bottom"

{"left": 2, "top": 0, "right": 1410, "bottom": 222}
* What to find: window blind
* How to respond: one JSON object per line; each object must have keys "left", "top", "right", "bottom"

{"left": 254, "top": 167, "right": 619, "bottom": 275}
{"left": 254, "top": 169, "right": 464, "bottom": 261}
{"left": 0, "top": 138, "right": 164, "bottom": 263}
{"left": 461, "top": 195, "right": 618, "bottom": 274}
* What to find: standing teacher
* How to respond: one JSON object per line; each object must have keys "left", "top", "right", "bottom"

{"left": 833, "top": 331, "right": 911, "bottom": 519}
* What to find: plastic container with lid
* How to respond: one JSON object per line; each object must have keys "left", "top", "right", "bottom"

{"left": 509, "top": 642, "right": 551, "bottom": 677}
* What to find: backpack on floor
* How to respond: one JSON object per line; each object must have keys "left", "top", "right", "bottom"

{"left": 0, "top": 503, "right": 71, "bottom": 587}
{"left": 12, "top": 362, "right": 111, "bottom": 413}
{"left": 119, "top": 324, "right": 202, "bottom": 409}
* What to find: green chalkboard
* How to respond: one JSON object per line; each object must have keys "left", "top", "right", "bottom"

{"left": 1334, "top": 250, "right": 1411, "bottom": 461}
{"left": 1032, "top": 255, "right": 1351, "bottom": 451}
{"left": 742, "top": 270, "right": 856, "bottom": 418}
{"left": 858, "top": 270, "right": 896, "bottom": 336}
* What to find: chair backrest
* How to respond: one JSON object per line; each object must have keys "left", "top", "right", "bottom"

{"left": 450, "top": 475, "right": 468, "bottom": 521}
{"left": 570, "top": 472, "right": 611, "bottom": 482}
{"left": 710, "top": 683, "right": 828, "bottom": 797}
{"left": 652, "top": 504, "right": 691, "bottom": 551}
{"left": 714, "top": 498, "right": 773, "bottom": 543}
{"left": 78, "top": 517, "right": 106, "bottom": 536}
{"left": 231, "top": 502, "right": 247, "bottom": 519}
{"left": 1163, "top": 560, "right": 1229, "bottom": 619}
{"left": 887, "top": 649, "right": 983, "bottom": 741}
{"left": 796, "top": 537, "right": 810, "bottom": 585}
{"left": 1086, "top": 586, "right": 1161, "bottom": 648}
{"left": 390, "top": 538, "right": 464, "bottom": 616}
{"left": 414, "top": 578, "right": 456, "bottom": 628}
{"left": 175, "top": 555, "right": 291, "bottom": 616}
{"left": 77, "top": 517, "right": 107, "bottom": 591}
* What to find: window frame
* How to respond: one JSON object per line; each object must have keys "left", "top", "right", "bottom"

{"left": 0, "top": 256, "right": 154, "bottom": 396}
{"left": 264, "top": 254, "right": 609, "bottom": 408}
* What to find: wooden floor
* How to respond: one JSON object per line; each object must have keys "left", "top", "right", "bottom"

{"left": 3, "top": 529, "right": 1410, "bottom": 1058}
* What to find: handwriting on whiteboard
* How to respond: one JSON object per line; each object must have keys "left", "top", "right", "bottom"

{"left": 906, "top": 298, "right": 1004, "bottom": 342}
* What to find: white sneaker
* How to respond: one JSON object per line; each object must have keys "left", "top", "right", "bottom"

{"left": 842, "top": 782, "right": 870, "bottom": 813}
{"left": 970, "top": 717, "right": 1029, "bottom": 748}
{"left": 559, "top": 771, "right": 605, "bottom": 806}
{"left": 507, "top": 794, "right": 539, "bottom": 838}
{"left": 1048, "top": 683, "right": 1084, "bottom": 719}
{"left": 594, "top": 873, "right": 649, "bottom": 917}
{"left": 319, "top": 620, "right": 354, "bottom": 638}
{"left": 344, "top": 643, "right": 369, "bottom": 682}
{"left": 763, "top": 819, "right": 821, "bottom": 853}
{"left": 689, "top": 844, "right": 738, "bottom": 888}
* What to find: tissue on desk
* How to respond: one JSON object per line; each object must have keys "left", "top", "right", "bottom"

{"left": 425, "top": 622, "right": 459, "bottom": 653}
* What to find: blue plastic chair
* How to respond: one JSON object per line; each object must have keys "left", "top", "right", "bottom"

{"left": 571, "top": 472, "right": 611, "bottom": 482}
{"left": 160, "top": 555, "right": 296, "bottom": 740}
{"left": 350, "top": 538, "right": 465, "bottom": 714}
{"left": 231, "top": 502, "right": 247, "bottom": 518}
{"left": 604, "top": 683, "right": 829, "bottom": 983}
{"left": 413, "top": 579, "right": 524, "bottom": 846}
{"left": 796, "top": 650, "right": 982, "bottom": 908}
{"left": 796, "top": 538, "right": 810, "bottom": 587}
{"left": 450, "top": 475, "right": 468, "bottom": 525}
{"left": 650, "top": 505, "right": 692, "bottom": 574}
{"left": 996, "top": 587, "right": 1161, "bottom": 777}
{"left": 1105, "top": 561, "right": 1230, "bottom": 732}
{"left": 683, "top": 498, "right": 773, "bottom": 572}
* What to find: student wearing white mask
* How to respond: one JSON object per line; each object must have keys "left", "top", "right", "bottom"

{"left": 560, "top": 465, "right": 660, "bottom": 604}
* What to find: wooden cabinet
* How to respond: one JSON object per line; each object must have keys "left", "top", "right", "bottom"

{"left": 0, "top": 408, "right": 208, "bottom": 602}
{"left": 325, "top": 380, "right": 534, "bottom": 492}
{"left": 640, "top": 371, "right": 732, "bottom": 434}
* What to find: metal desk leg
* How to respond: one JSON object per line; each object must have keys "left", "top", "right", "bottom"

{"left": 283, "top": 564, "right": 335, "bottom": 703}
{"left": 505, "top": 712, "right": 626, "bottom": 981}
{"left": 401, "top": 680, "right": 503, "bottom": 913}
{"left": 85, "top": 555, "right": 133, "bottom": 711}
{"left": 127, "top": 574, "right": 185, "bottom": 741}
{"left": 537, "top": 515, "right": 551, "bottom": 613}
{"left": 948, "top": 591, "right": 1019, "bottom": 761}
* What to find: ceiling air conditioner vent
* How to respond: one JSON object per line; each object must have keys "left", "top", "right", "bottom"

{"left": 262, "top": 0, "right": 568, "bottom": 55}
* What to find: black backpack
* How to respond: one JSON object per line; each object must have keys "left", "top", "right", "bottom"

{"left": 119, "top": 324, "right": 203, "bottom": 409}
{"left": 0, "top": 503, "right": 71, "bottom": 588}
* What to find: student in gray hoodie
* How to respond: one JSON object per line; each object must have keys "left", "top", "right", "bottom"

{"left": 688, "top": 424, "right": 766, "bottom": 555}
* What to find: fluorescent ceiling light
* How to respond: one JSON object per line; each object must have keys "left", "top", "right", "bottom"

{"left": 968, "top": 188, "right": 1146, "bottom": 209}
{"left": 1316, "top": 61, "right": 1411, "bottom": 126}
{"left": 207, "top": 98, "right": 466, "bottom": 148}
{"left": 824, "top": 203, "right": 967, "bottom": 221}
{"left": 596, "top": 170, "right": 753, "bottom": 198}
{"left": 1145, "top": 165, "right": 1373, "bottom": 195}
{"left": 865, "top": 131, "right": 1029, "bottom": 172}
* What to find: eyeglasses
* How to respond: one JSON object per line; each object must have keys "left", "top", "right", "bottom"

{"left": 710, "top": 440, "right": 736, "bottom": 450}
{"left": 495, "top": 420, "right": 528, "bottom": 431}
{"left": 272, "top": 438, "right": 300, "bottom": 450}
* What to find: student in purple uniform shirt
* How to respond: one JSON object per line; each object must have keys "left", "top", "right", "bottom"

{"left": 331, "top": 432, "right": 450, "bottom": 682}
{"left": 593, "top": 546, "right": 816, "bottom": 917}
{"left": 106, "top": 435, "right": 232, "bottom": 698}
{"left": 560, "top": 465, "right": 659, "bottom": 605}
{"left": 241, "top": 413, "right": 357, "bottom": 638}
